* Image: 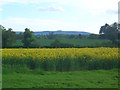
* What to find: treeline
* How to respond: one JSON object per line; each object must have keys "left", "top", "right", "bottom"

{"left": 99, "top": 22, "right": 120, "bottom": 45}
{"left": 0, "top": 22, "right": 120, "bottom": 48}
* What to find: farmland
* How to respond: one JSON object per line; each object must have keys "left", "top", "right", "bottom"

{"left": 1, "top": 1, "right": 120, "bottom": 88}
{"left": 3, "top": 48, "right": 119, "bottom": 71}
{"left": 2, "top": 48, "right": 119, "bottom": 88}
{"left": 15, "top": 38, "right": 113, "bottom": 48}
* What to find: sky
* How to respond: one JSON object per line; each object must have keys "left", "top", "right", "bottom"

{"left": 0, "top": 0, "right": 119, "bottom": 34}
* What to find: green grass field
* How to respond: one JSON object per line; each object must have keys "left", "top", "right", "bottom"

{"left": 15, "top": 38, "right": 112, "bottom": 47}
{"left": 37, "top": 38, "right": 112, "bottom": 47}
{"left": 3, "top": 69, "right": 118, "bottom": 88}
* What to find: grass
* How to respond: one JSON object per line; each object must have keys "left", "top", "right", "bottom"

{"left": 15, "top": 38, "right": 112, "bottom": 47}
{"left": 39, "top": 38, "right": 111, "bottom": 47}
{"left": 2, "top": 69, "right": 118, "bottom": 88}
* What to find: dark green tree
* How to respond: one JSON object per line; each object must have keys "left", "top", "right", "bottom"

{"left": 22, "top": 28, "right": 34, "bottom": 48}
{"left": 99, "top": 22, "right": 119, "bottom": 45}
{"left": 88, "top": 34, "right": 99, "bottom": 39}
{"left": 51, "top": 39, "right": 61, "bottom": 48}
{"left": 47, "top": 32, "right": 54, "bottom": 39}
{"left": 2, "top": 27, "right": 16, "bottom": 47}
{"left": 78, "top": 34, "right": 82, "bottom": 39}
{"left": 16, "top": 32, "right": 23, "bottom": 40}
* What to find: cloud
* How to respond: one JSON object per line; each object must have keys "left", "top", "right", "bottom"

{"left": 0, "top": 0, "right": 65, "bottom": 5}
{"left": 0, "top": 0, "right": 64, "bottom": 12}
{"left": 106, "top": 9, "right": 118, "bottom": 15}
{"left": 0, "top": 0, "right": 64, "bottom": 5}
{"left": 1, "top": 17, "right": 81, "bottom": 31}
{"left": 38, "top": 6, "right": 64, "bottom": 12}
{"left": 1, "top": 17, "right": 102, "bottom": 33}
{"left": 81, "top": 0, "right": 119, "bottom": 15}
{"left": 1, "top": 0, "right": 119, "bottom": 13}
{"left": 0, "top": 0, "right": 118, "bottom": 33}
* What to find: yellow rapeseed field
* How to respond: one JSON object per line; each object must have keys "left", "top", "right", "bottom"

{"left": 2, "top": 48, "right": 118, "bottom": 60}
{"left": 2, "top": 48, "right": 119, "bottom": 71}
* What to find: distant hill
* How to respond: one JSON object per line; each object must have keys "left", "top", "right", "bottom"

{"left": 16, "top": 30, "right": 91, "bottom": 35}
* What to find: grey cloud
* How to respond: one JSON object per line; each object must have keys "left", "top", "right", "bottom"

{"left": 106, "top": 9, "right": 118, "bottom": 14}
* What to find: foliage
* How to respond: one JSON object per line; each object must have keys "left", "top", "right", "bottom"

{"left": 22, "top": 28, "right": 34, "bottom": 48}
{"left": 88, "top": 34, "right": 99, "bottom": 39}
{"left": 50, "top": 39, "right": 61, "bottom": 48}
{"left": 50, "top": 39, "right": 74, "bottom": 48}
{"left": 39, "top": 38, "right": 112, "bottom": 48}
{"left": 99, "top": 22, "right": 120, "bottom": 45}
{"left": 1, "top": 22, "right": 119, "bottom": 48}
{"left": 47, "top": 32, "right": 54, "bottom": 39}
{"left": 2, "top": 28, "right": 16, "bottom": 48}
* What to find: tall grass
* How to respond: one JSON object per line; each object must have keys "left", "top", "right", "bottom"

{"left": 2, "top": 48, "right": 119, "bottom": 71}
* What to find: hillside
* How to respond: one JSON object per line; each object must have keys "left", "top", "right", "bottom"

{"left": 16, "top": 30, "right": 91, "bottom": 35}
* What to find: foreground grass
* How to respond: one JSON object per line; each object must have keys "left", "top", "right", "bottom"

{"left": 3, "top": 69, "right": 118, "bottom": 88}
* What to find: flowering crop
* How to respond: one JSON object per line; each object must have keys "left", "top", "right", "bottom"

{"left": 2, "top": 48, "right": 119, "bottom": 71}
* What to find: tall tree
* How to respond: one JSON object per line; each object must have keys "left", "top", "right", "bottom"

{"left": 2, "top": 27, "right": 16, "bottom": 47}
{"left": 99, "top": 22, "right": 119, "bottom": 44}
{"left": 22, "top": 28, "right": 34, "bottom": 48}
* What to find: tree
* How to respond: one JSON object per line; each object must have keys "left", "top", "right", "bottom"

{"left": 2, "top": 27, "right": 16, "bottom": 47}
{"left": 16, "top": 32, "right": 23, "bottom": 40}
{"left": 51, "top": 39, "right": 61, "bottom": 48}
{"left": 99, "top": 23, "right": 110, "bottom": 34}
{"left": 47, "top": 32, "right": 54, "bottom": 39}
{"left": 88, "top": 34, "right": 99, "bottom": 39}
{"left": 78, "top": 34, "right": 82, "bottom": 39}
{"left": 69, "top": 35, "right": 76, "bottom": 39}
{"left": 22, "top": 28, "right": 34, "bottom": 48}
{"left": 99, "top": 22, "right": 119, "bottom": 45}
{"left": 50, "top": 39, "right": 74, "bottom": 48}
